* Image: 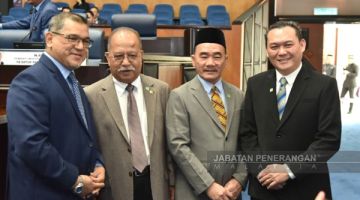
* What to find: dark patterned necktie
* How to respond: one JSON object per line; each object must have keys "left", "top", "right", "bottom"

{"left": 68, "top": 72, "right": 88, "bottom": 129}
{"left": 126, "top": 84, "right": 147, "bottom": 172}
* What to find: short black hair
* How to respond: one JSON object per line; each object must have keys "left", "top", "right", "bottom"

{"left": 265, "top": 21, "right": 303, "bottom": 46}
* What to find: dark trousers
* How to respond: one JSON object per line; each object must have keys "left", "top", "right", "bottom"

{"left": 133, "top": 166, "right": 152, "bottom": 200}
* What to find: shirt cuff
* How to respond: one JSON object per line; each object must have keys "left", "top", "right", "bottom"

{"left": 0, "top": 24, "right": 3, "bottom": 29}
{"left": 284, "top": 164, "right": 296, "bottom": 179}
{"left": 94, "top": 160, "right": 103, "bottom": 169}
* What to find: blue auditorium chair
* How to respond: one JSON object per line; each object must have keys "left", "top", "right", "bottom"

{"left": 153, "top": 4, "right": 174, "bottom": 25}
{"left": 125, "top": 4, "right": 148, "bottom": 14}
{"left": 206, "top": 5, "right": 227, "bottom": 19}
{"left": 207, "top": 12, "right": 231, "bottom": 27}
{"left": 72, "top": 8, "right": 86, "bottom": 14}
{"left": 179, "top": 4, "right": 204, "bottom": 26}
{"left": 102, "top": 3, "right": 122, "bottom": 13}
{"left": 9, "top": 7, "right": 29, "bottom": 20}
{"left": 23, "top": 2, "right": 33, "bottom": 12}
{"left": 88, "top": 28, "right": 105, "bottom": 60}
{"left": 111, "top": 14, "right": 156, "bottom": 39}
{"left": 99, "top": 10, "right": 113, "bottom": 24}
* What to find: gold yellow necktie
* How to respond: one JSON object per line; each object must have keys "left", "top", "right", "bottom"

{"left": 211, "top": 86, "right": 227, "bottom": 129}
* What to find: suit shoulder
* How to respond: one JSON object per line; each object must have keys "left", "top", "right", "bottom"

{"left": 84, "top": 76, "right": 108, "bottom": 94}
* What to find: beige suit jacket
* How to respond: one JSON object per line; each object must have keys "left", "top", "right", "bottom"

{"left": 85, "top": 74, "right": 174, "bottom": 200}
{"left": 166, "top": 77, "right": 247, "bottom": 200}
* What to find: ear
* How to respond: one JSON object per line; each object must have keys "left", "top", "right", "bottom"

{"left": 300, "top": 38, "right": 306, "bottom": 52}
{"left": 191, "top": 54, "right": 196, "bottom": 68}
{"left": 45, "top": 32, "right": 53, "bottom": 48}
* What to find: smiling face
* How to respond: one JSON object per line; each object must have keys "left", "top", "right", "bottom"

{"left": 266, "top": 26, "right": 306, "bottom": 75}
{"left": 45, "top": 18, "right": 89, "bottom": 70}
{"left": 192, "top": 43, "right": 227, "bottom": 84}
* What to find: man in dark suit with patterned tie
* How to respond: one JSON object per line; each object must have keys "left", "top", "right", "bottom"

{"left": 6, "top": 13, "right": 104, "bottom": 200}
{"left": 0, "top": 0, "right": 58, "bottom": 41}
{"left": 240, "top": 21, "right": 341, "bottom": 200}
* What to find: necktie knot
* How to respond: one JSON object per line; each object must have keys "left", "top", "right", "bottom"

{"left": 126, "top": 84, "right": 135, "bottom": 92}
{"left": 279, "top": 77, "right": 288, "bottom": 86}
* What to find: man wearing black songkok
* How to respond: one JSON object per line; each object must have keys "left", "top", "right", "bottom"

{"left": 166, "top": 28, "right": 248, "bottom": 200}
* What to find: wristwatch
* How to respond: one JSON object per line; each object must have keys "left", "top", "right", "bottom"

{"left": 73, "top": 176, "right": 84, "bottom": 194}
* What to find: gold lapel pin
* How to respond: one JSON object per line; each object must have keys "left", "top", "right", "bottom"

{"left": 270, "top": 88, "right": 274, "bottom": 93}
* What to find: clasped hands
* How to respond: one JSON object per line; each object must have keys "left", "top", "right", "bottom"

{"left": 76, "top": 166, "right": 106, "bottom": 199}
{"left": 257, "top": 164, "right": 289, "bottom": 190}
{"left": 206, "top": 179, "right": 242, "bottom": 200}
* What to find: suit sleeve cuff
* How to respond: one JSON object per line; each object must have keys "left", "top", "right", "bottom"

{"left": 284, "top": 164, "right": 296, "bottom": 179}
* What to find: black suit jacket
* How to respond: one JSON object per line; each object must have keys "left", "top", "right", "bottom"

{"left": 240, "top": 62, "right": 341, "bottom": 200}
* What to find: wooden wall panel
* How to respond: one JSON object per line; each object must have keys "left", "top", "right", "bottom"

{"left": 301, "top": 23, "right": 324, "bottom": 72}
{"left": 52, "top": 0, "right": 257, "bottom": 22}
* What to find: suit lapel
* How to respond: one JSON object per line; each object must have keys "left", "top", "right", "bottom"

{"left": 223, "top": 82, "right": 234, "bottom": 136}
{"left": 277, "top": 64, "right": 310, "bottom": 130}
{"left": 40, "top": 55, "right": 90, "bottom": 134}
{"left": 190, "top": 78, "right": 225, "bottom": 133}
{"left": 266, "top": 71, "right": 281, "bottom": 124}
{"left": 141, "top": 75, "right": 156, "bottom": 148}
{"left": 100, "top": 76, "right": 130, "bottom": 144}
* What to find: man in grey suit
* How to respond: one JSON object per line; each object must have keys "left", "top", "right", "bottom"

{"left": 166, "top": 28, "right": 247, "bottom": 200}
{"left": 85, "top": 27, "right": 174, "bottom": 200}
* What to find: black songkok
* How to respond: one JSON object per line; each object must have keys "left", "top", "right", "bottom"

{"left": 194, "top": 28, "right": 226, "bottom": 49}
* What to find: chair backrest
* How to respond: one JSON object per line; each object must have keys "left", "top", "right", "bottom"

{"left": 206, "top": 5, "right": 226, "bottom": 18}
{"left": 9, "top": 7, "right": 29, "bottom": 20}
{"left": 99, "top": 10, "right": 113, "bottom": 24}
{"left": 154, "top": 4, "right": 174, "bottom": 16}
{"left": 179, "top": 5, "right": 204, "bottom": 25}
{"left": 207, "top": 12, "right": 231, "bottom": 27}
{"left": 126, "top": 4, "right": 148, "bottom": 14}
{"left": 0, "top": 29, "right": 29, "bottom": 49}
{"left": 180, "top": 4, "right": 201, "bottom": 16}
{"left": 23, "top": 2, "right": 33, "bottom": 12}
{"left": 102, "top": 3, "right": 122, "bottom": 13}
{"left": 154, "top": 11, "right": 173, "bottom": 25}
{"left": 88, "top": 28, "right": 105, "bottom": 60}
{"left": 111, "top": 14, "right": 156, "bottom": 39}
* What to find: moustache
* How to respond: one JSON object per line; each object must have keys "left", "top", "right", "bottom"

{"left": 117, "top": 66, "right": 136, "bottom": 72}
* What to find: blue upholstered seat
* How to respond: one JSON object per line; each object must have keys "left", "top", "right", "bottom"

{"left": 125, "top": 4, "right": 148, "bottom": 14}
{"left": 111, "top": 14, "right": 156, "bottom": 39}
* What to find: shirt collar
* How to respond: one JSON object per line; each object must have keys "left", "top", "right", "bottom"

{"left": 276, "top": 62, "right": 302, "bottom": 87}
{"left": 112, "top": 75, "right": 142, "bottom": 94}
{"left": 35, "top": 0, "right": 45, "bottom": 12}
{"left": 197, "top": 75, "right": 224, "bottom": 95}
{"left": 43, "top": 52, "right": 73, "bottom": 80}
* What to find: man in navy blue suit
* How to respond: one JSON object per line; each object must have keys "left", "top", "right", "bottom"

{"left": 6, "top": 13, "right": 105, "bottom": 200}
{"left": 0, "top": 0, "right": 58, "bottom": 41}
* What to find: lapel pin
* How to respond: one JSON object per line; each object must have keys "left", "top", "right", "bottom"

{"left": 270, "top": 88, "right": 274, "bottom": 93}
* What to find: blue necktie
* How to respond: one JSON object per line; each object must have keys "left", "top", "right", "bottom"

{"left": 68, "top": 72, "right": 88, "bottom": 129}
{"left": 277, "top": 77, "right": 288, "bottom": 119}
{"left": 29, "top": 7, "right": 37, "bottom": 39}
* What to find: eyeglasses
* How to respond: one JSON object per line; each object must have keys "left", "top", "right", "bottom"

{"left": 106, "top": 52, "right": 140, "bottom": 63}
{"left": 51, "top": 31, "right": 93, "bottom": 48}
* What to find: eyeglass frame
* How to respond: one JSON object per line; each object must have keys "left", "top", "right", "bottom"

{"left": 51, "top": 31, "right": 93, "bottom": 48}
{"left": 105, "top": 51, "right": 142, "bottom": 64}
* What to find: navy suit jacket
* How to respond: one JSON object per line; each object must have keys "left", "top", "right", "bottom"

{"left": 6, "top": 54, "right": 102, "bottom": 200}
{"left": 240, "top": 62, "right": 341, "bottom": 200}
{"left": 2, "top": 0, "right": 58, "bottom": 41}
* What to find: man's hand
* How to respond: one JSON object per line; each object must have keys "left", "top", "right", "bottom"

{"left": 206, "top": 182, "right": 230, "bottom": 200}
{"left": 315, "top": 191, "right": 326, "bottom": 200}
{"left": 224, "top": 179, "right": 242, "bottom": 200}
{"left": 90, "top": 166, "right": 106, "bottom": 196}
{"left": 76, "top": 175, "right": 105, "bottom": 199}
{"left": 257, "top": 164, "right": 289, "bottom": 190}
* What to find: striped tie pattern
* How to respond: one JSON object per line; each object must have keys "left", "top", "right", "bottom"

{"left": 277, "top": 77, "right": 288, "bottom": 119}
{"left": 126, "top": 84, "right": 148, "bottom": 172}
{"left": 211, "top": 86, "right": 227, "bottom": 129}
{"left": 68, "top": 72, "right": 88, "bottom": 129}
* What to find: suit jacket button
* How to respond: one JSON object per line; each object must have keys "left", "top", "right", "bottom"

{"left": 276, "top": 134, "right": 282, "bottom": 138}
{"left": 128, "top": 148, "right": 131, "bottom": 153}
{"left": 89, "top": 143, "right": 93, "bottom": 147}
{"left": 129, "top": 172, "right": 133, "bottom": 177}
